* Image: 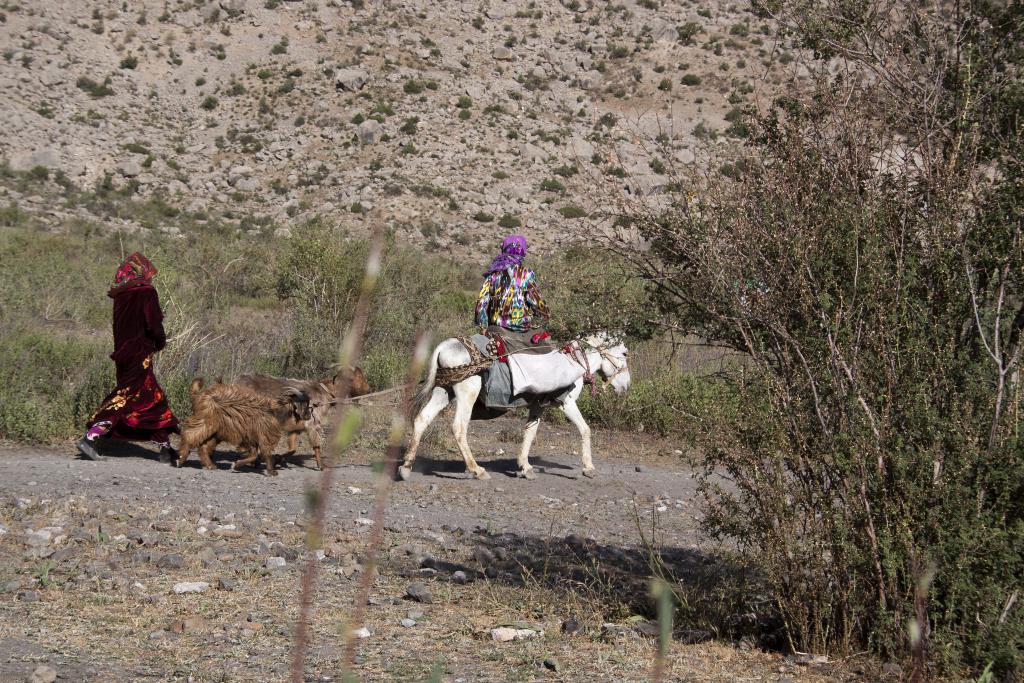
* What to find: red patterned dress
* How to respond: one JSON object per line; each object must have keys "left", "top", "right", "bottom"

{"left": 86, "top": 259, "right": 178, "bottom": 444}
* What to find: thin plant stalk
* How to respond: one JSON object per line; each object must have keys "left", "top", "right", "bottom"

{"left": 289, "top": 225, "right": 384, "bottom": 683}
{"left": 341, "top": 331, "right": 431, "bottom": 673}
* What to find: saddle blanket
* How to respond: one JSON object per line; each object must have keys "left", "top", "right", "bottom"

{"left": 468, "top": 335, "right": 577, "bottom": 409}
{"left": 507, "top": 351, "right": 585, "bottom": 396}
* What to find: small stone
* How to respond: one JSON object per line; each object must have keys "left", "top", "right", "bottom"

{"left": 2, "top": 579, "right": 22, "bottom": 593}
{"left": 634, "top": 620, "right": 660, "bottom": 637}
{"left": 492, "top": 46, "right": 513, "bottom": 60}
{"left": 356, "top": 120, "right": 381, "bottom": 145}
{"left": 491, "top": 627, "right": 517, "bottom": 642}
{"left": 451, "top": 570, "right": 468, "bottom": 584}
{"left": 172, "top": 582, "right": 209, "bottom": 594}
{"left": 29, "top": 665, "right": 57, "bottom": 683}
{"left": 156, "top": 553, "right": 186, "bottom": 569}
{"left": 352, "top": 626, "right": 371, "bottom": 639}
{"left": 561, "top": 615, "right": 581, "bottom": 635}
{"left": 400, "top": 618, "right": 416, "bottom": 628}
{"left": 265, "top": 556, "right": 287, "bottom": 569}
{"left": 168, "top": 615, "right": 207, "bottom": 633}
{"left": 407, "top": 609, "right": 424, "bottom": 620}
{"left": 17, "top": 590, "right": 40, "bottom": 602}
{"left": 217, "top": 577, "right": 235, "bottom": 591}
{"left": 542, "top": 657, "right": 561, "bottom": 673}
{"left": 634, "top": 465, "right": 644, "bottom": 472}
{"left": 119, "top": 160, "right": 142, "bottom": 178}
{"left": 406, "top": 582, "right": 433, "bottom": 603}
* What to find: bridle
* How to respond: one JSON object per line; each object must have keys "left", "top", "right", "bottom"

{"left": 566, "top": 340, "right": 629, "bottom": 394}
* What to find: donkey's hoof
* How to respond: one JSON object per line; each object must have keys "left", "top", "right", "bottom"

{"left": 474, "top": 469, "right": 491, "bottom": 480}
{"left": 517, "top": 468, "right": 537, "bottom": 480}
{"left": 581, "top": 467, "right": 597, "bottom": 479}
{"left": 398, "top": 465, "right": 412, "bottom": 481}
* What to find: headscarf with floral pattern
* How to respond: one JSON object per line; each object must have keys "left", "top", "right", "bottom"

{"left": 109, "top": 252, "right": 158, "bottom": 297}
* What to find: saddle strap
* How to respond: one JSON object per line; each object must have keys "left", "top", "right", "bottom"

{"left": 435, "top": 336, "right": 494, "bottom": 388}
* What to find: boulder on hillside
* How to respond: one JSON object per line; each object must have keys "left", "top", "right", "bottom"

{"left": 335, "top": 67, "right": 370, "bottom": 91}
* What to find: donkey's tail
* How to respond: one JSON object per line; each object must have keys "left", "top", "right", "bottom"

{"left": 412, "top": 342, "right": 443, "bottom": 413}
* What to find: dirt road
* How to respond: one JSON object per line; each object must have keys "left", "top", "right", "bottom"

{"left": 0, "top": 419, "right": 844, "bottom": 682}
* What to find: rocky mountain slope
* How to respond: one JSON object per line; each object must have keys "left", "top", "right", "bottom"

{"left": 0, "top": 0, "right": 801, "bottom": 253}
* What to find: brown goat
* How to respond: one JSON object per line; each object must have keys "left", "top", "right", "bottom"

{"left": 177, "top": 378, "right": 311, "bottom": 476}
{"left": 234, "top": 367, "right": 369, "bottom": 470}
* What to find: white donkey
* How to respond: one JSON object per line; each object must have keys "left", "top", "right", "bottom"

{"left": 399, "top": 334, "right": 631, "bottom": 481}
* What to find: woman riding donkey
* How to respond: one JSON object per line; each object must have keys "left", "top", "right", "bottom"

{"left": 76, "top": 252, "right": 179, "bottom": 464}
{"left": 474, "top": 234, "right": 551, "bottom": 349}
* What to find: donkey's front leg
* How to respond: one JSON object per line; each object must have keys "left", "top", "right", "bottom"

{"left": 517, "top": 405, "right": 544, "bottom": 479}
{"left": 560, "top": 391, "right": 596, "bottom": 478}
{"left": 452, "top": 376, "right": 488, "bottom": 479}
{"left": 399, "top": 387, "right": 450, "bottom": 481}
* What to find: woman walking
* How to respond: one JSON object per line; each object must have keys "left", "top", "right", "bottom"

{"left": 77, "top": 252, "right": 179, "bottom": 463}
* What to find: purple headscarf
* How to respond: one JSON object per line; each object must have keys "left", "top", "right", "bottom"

{"left": 485, "top": 234, "right": 528, "bottom": 275}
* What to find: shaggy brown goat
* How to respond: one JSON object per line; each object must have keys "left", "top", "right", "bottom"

{"left": 234, "top": 366, "right": 370, "bottom": 470}
{"left": 177, "top": 378, "right": 311, "bottom": 476}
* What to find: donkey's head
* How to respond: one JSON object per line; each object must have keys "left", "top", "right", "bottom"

{"left": 585, "top": 333, "right": 631, "bottom": 394}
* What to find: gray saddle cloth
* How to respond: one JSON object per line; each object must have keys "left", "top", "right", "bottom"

{"left": 468, "top": 334, "right": 571, "bottom": 410}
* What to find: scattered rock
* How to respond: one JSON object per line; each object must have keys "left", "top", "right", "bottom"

{"left": 490, "top": 626, "right": 540, "bottom": 642}
{"left": 119, "top": 160, "right": 142, "bottom": 178}
{"left": 156, "top": 553, "right": 186, "bottom": 569}
{"left": 172, "top": 582, "right": 209, "bottom": 594}
{"left": 634, "top": 620, "right": 660, "bottom": 637}
{"left": 265, "top": 556, "right": 287, "bottom": 570}
{"left": 356, "top": 120, "right": 382, "bottom": 145}
{"left": 335, "top": 67, "right": 370, "bottom": 91}
{"left": 451, "top": 570, "right": 468, "bottom": 584}
{"left": 17, "top": 590, "right": 40, "bottom": 602}
{"left": 561, "top": 615, "right": 581, "bottom": 635}
{"left": 352, "top": 626, "right": 371, "bottom": 639}
{"left": 29, "top": 665, "right": 57, "bottom": 683}
{"left": 580, "top": 70, "right": 604, "bottom": 90}
{"left": 9, "top": 148, "right": 60, "bottom": 172}
{"left": 168, "top": 615, "right": 207, "bottom": 633}
{"left": 492, "top": 46, "right": 513, "bottom": 60}
{"left": 400, "top": 618, "right": 417, "bottom": 628}
{"left": 405, "top": 582, "right": 433, "bottom": 603}
{"left": 217, "top": 577, "right": 235, "bottom": 591}
{"left": 542, "top": 657, "right": 561, "bottom": 673}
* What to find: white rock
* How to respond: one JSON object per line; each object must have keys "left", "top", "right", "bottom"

{"left": 357, "top": 119, "right": 382, "bottom": 144}
{"left": 265, "top": 556, "right": 287, "bottom": 569}
{"left": 352, "top": 626, "right": 372, "bottom": 639}
{"left": 172, "top": 581, "right": 210, "bottom": 594}
{"left": 335, "top": 67, "right": 370, "bottom": 91}
{"left": 491, "top": 627, "right": 540, "bottom": 642}
{"left": 579, "top": 70, "right": 603, "bottom": 90}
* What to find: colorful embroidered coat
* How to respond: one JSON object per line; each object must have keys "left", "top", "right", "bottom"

{"left": 86, "top": 285, "right": 178, "bottom": 441}
{"left": 474, "top": 265, "right": 549, "bottom": 332}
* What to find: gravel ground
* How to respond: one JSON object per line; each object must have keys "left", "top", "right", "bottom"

{"left": 0, "top": 418, "right": 856, "bottom": 682}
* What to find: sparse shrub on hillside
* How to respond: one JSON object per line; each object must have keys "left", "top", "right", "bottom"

{"left": 681, "top": 73, "right": 702, "bottom": 86}
{"left": 557, "top": 204, "right": 587, "bottom": 219}
{"left": 497, "top": 213, "right": 521, "bottom": 228}
{"left": 403, "top": 79, "right": 424, "bottom": 94}
{"left": 119, "top": 55, "right": 138, "bottom": 69}
{"left": 657, "top": 78, "right": 672, "bottom": 91}
{"left": 76, "top": 76, "right": 114, "bottom": 98}
{"left": 472, "top": 211, "right": 494, "bottom": 223}
{"left": 270, "top": 37, "right": 288, "bottom": 55}
{"left": 200, "top": 95, "right": 218, "bottom": 110}
{"left": 399, "top": 116, "right": 419, "bottom": 134}
{"left": 540, "top": 178, "right": 565, "bottom": 193}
